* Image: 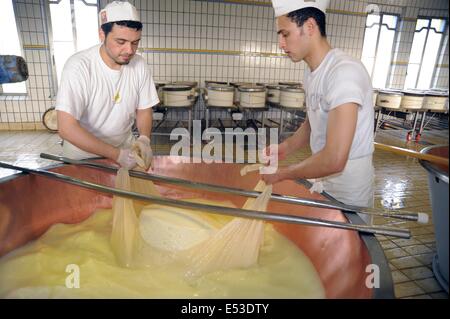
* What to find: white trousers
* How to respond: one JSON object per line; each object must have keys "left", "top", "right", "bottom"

{"left": 310, "top": 155, "right": 375, "bottom": 224}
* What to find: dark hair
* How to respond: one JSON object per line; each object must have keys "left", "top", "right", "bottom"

{"left": 101, "top": 20, "right": 143, "bottom": 37}
{"left": 287, "top": 7, "right": 327, "bottom": 37}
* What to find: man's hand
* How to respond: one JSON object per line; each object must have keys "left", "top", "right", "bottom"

{"left": 261, "top": 143, "right": 287, "bottom": 166}
{"left": 261, "top": 167, "right": 288, "bottom": 185}
{"left": 257, "top": 144, "right": 287, "bottom": 175}
{"left": 261, "top": 171, "right": 281, "bottom": 185}
{"left": 132, "top": 135, "right": 153, "bottom": 170}
{"left": 116, "top": 148, "right": 137, "bottom": 170}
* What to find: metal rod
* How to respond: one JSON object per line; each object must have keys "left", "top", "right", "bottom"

{"left": 374, "top": 142, "right": 448, "bottom": 166}
{"left": 40, "top": 153, "right": 427, "bottom": 223}
{"left": 0, "top": 161, "right": 410, "bottom": 239}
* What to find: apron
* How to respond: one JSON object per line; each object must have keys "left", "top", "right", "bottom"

{"left": 62, "top": 134, "right": 135, "bottom": 160}
{"left": 308, "top": 155, "right": 375, "bottom": 224}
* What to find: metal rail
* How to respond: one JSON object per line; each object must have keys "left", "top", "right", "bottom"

{"left": 0, "top": 161, "right": 411, "bottom": 239}
{"left": 40, "top": 153, "right": 428, "bottom": 224}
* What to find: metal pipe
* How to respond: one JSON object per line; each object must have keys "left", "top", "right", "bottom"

{"left": 40, "top": 153, "right": 428, "bottom": 223}
{"left": 0, "top": 161, "right": 410, "bottom": 239}
{"left": 375, "top": 142, "right": 448, "bottom": 166}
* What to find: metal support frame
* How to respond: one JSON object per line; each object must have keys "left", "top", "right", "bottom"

{"left": 152, "top": 105, "right": 193, "bottom": 138}
{"left": 279, "top": 107, "right": 306, "bottom": 138}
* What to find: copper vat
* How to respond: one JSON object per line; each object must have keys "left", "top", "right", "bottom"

{"left": 0, "top": 156, "right": 394, "bottom": 298}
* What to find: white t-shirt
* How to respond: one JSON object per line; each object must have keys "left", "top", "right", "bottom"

{"left": 302, "top": 49, "right": 375, "bottom": 213}
{"left": 304, "top": 48, "right": 374, "bottom": 160}
{"left": 56, "top": 44, "right": 159, "bottom": 147}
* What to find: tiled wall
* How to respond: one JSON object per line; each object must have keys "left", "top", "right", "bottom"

{"left": 0, "top": 0, "right": 448, "bottom": 130}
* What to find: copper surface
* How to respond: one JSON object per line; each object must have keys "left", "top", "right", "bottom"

{"left": 426, "top": 145, "right": 449, "bottom": 173}
{"left": 0, "top": 156, "right": 373, "bottom": 298}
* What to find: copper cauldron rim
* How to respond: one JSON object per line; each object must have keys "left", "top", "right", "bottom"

{"left": 301, "top": 179, "right": 395, "bottom": 299}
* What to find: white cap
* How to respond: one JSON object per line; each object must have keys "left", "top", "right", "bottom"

{"left": 272, "top": 0, "right": 329, "bottom": 17}
{"left": 99, "top": 1, "right": 140, "bottom": 26}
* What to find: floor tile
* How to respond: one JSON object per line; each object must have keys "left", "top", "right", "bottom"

{"left": 414, "top": 234, "right": 437, "bottom": 244}
{"left": 391, "top": 270, "right": 410, "bottom": 284}
{"left": 392, "top": 238, "right": 421, "bottom": 247}
{"left": 380, "top": 240, "right": 397, "bottom": 250}
{"left": 402, "top": 245, "right": 433, "bottom": 256}
{"left": 401, "top": 266, "right": 435, "bottom": 280}
{"left": 413, "top": 253, "right": 435, "bottom": 266}
{"left": 384, "top": 247, "right": 409, "bottom": 259}
{"left": 390, "top": 256, "right": 423, "bottom": 269}
{"left": 395, "top": 281, "right": 425, "bottom": 298}
{"left": 415, "top": 278, "right": 446, "bottom": 294}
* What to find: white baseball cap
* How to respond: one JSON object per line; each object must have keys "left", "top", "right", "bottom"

{"left": 99, "top": 1, "right": 140, "bottom": 26}
{"left": 272, "top": 0, "right": 329, "bottom": 17}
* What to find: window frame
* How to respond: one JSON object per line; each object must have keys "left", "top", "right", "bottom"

{"left": 0, "top": 0, "right": 27, "bottom": 96}
{"left": 361, "top": 11, "right": 400, "bottom": 89}
{"left": 47, "top": 0, "right": 99, "bottom": 88}
{"left": 407, "top": 15, "right": 448, "bottom": 90}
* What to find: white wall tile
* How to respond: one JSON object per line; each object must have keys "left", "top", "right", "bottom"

{"left": 2, "top": 0, "right": 448, "bottom": 124}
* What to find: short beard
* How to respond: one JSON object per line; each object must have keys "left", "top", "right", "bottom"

{"left": 114, "top": 59, "right": 130, "bottom": 65}
{"left": 103, "top": 41, "right": 132, "bottom": 66}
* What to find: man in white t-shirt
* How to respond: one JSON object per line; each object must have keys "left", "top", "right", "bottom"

{"left": 263, "top": 0, "right": 375, "bottom": 222}
{"left": 55, "top": 1, "right": 159, "bottom": 170}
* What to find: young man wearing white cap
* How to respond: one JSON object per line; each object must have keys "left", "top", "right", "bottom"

{"left": 263, "top": 0, "right": 375, "bottom": 222}
{"left": 55, "top": 1, "right": 159, "bottom": 170}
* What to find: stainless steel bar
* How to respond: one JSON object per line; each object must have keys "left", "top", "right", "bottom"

{"left": 0, "top": 161, "right": 411, "bottom": 239}
{"left": 40, "top": 153, "right": 427, "bottom": 223}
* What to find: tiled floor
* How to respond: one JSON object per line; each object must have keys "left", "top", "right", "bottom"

{"left": 0, "top": 126, "right": 448, "bottom": 299}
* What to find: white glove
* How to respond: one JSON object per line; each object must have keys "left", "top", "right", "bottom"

{"left": 307, "top": 179, "right": 324, "bottom": 194}
{"left": 116, "top": 148, "right": 137, "bottom": 170}
{"left": 132, "top": 135, "right": 153, "bottom": 170}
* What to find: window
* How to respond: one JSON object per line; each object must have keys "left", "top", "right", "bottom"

{"left": 0, "top": 0, "right": 27, "bottom": 94}
{"left": 404, "top": 18, "right": 447, "bottom": 90}
{"left": 361, "top": 13, "right": 399, "bottom": 89}
{"left": 49, "top": 0, "right": 99, "bottom": 85}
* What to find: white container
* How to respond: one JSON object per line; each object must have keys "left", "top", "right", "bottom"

{"left": 205, "top": 80, "right": 228, "bottom": 86}
{"left": 280, "top": 86, "right": 305, "bottom": 109}
{"left": 423, "top": 91, "right": 449, "bottom": 111}
{"left": 206, "top": 84, "right": 234, "bottom": 107}
{"left": 171, "top": 81, "right": 198, "bottom": 88}
{"left": 155, "top": 81, "right": 169, "bottom": 103}
{"left": 373, "top": 89, "right": 379, "bottom": 109}
{"left": 162, "top": 85, "right": 194, "bottom": 107}
{"left": 238, "top": 85, "right": 266, "bottom": 108}
{"left": 171, "top": 81, "right": 198, "bottom": 98}
{"left": 230, "top": 82, "right": 252, "bottom": 103}
{"left": 279, "top": 81, "right": 302, "bottom": 87}
{"left": 266, "top": 84, "right": 283, "bottom": 104}
{"left": 376, "top": 90, "right": 403, "bottom": 109}
{"left": 400, "top": 90, "right": 426, "bottom": 110}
